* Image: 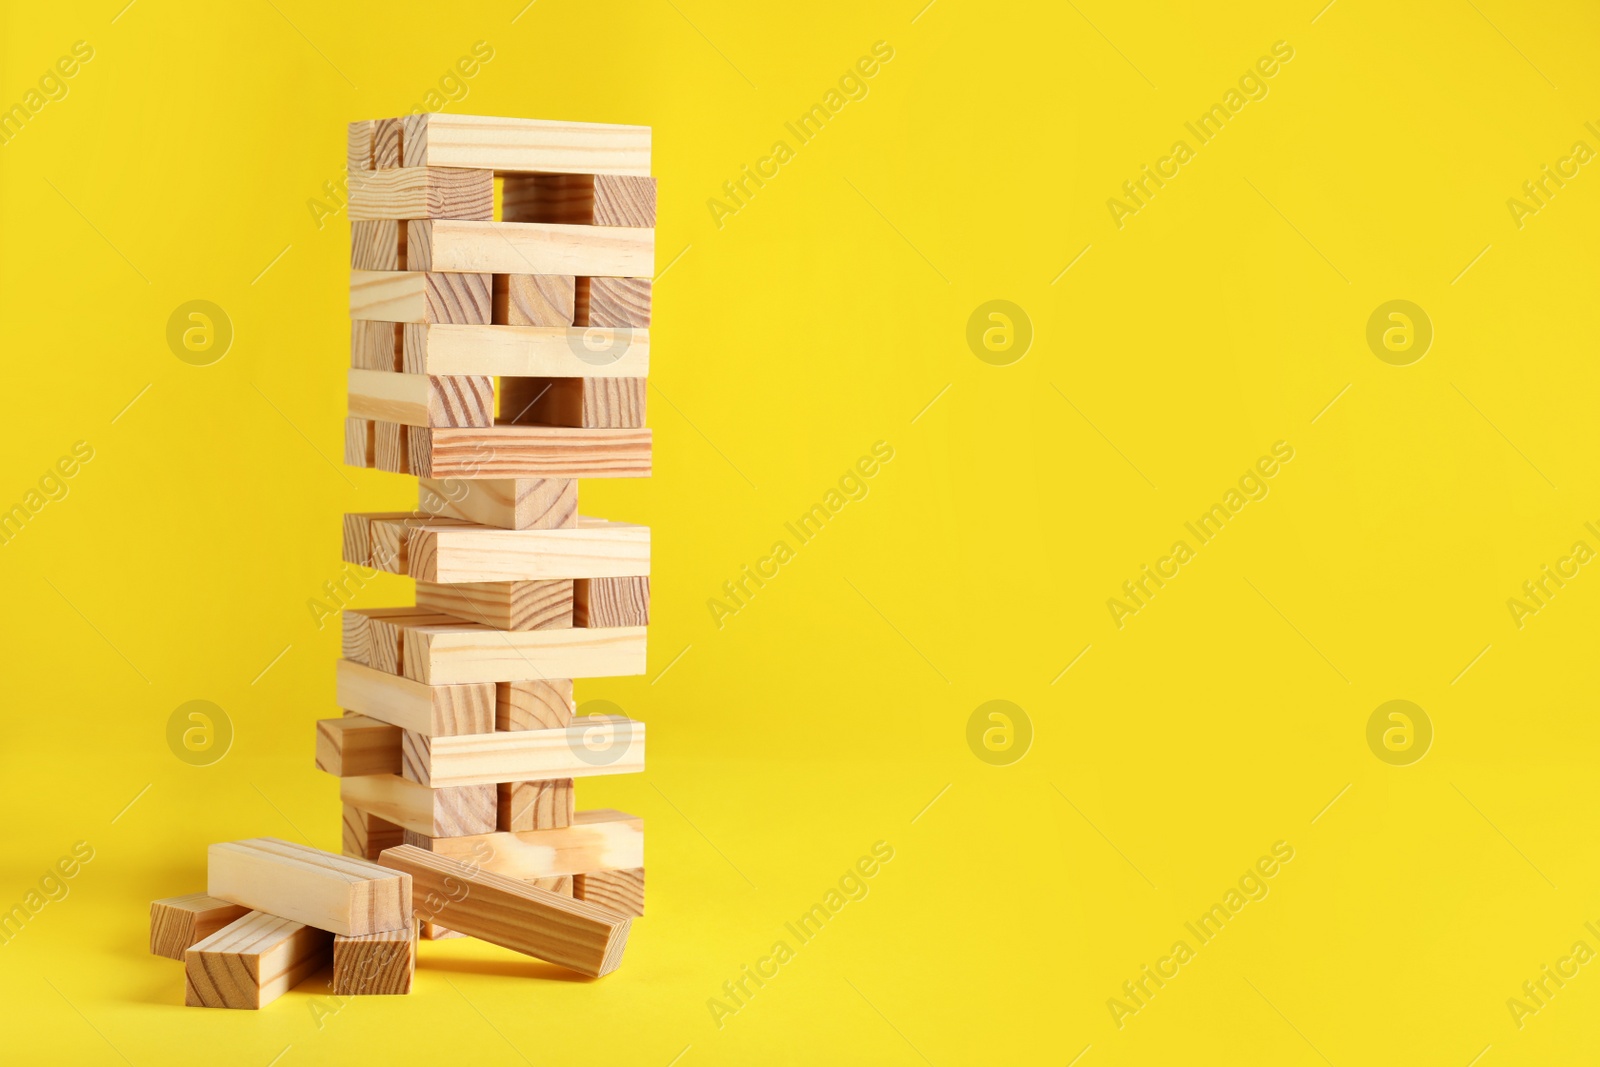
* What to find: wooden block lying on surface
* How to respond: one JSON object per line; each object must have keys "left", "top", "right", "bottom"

{"left": 500, "top": 779, "right": 575, "bottom": 831}
{"left": 574, "top": 868, "right": 644, "bottom": 917}
{"left": 150, "top": 894, "right": 250, "bottom": 960}
{"left": 348, "top": 120, "right": 375, "bottom": 171}
{"left": 576, "top": 576, "right": 650, "bottom": 627}
{"left": 377, "top": 845, "right": 630, "bottom": 976}
{"left": 350, "top": 270, "right": 491, "bottom": 324}
{"left": 348, "top": 167, "right": 492, "bottom": 221}
{"left": 348, "top": 369, "right": 493, "bottom": 428}
{"left": 343, "top": 804, "right": 404, "bottom": 861}
{"left": 578, "top": 277, "right": 651, "bottom": 328}
{"left": 401, "top": 113, "right": 651, "bottom": 176}
{"left": 408, "top": 425, "right": 652, "bottom": 479}
{"left": 351, "top": 319, "right": 402, "bottom": 370}
{"left": 317, "top": 716, "right": 401, "bottom": 777}
{"left": 418, "top": 477, "right": 577, "bottom": 530}
{"left": 428, "top": 809, "right": 643, "bottom": 879}
{"left": 502, "top": 173, "right": 657, "bottom": 228}
{"left": 341, "top": 774, "right": 496, "bottom": 837}
{"left": 373, "top": 117, "right": 403, "bottom": 169}
{"left": 500, "top": 377, "right": 646, "bottom": 429}
{"left": 351, "top": 220, "right": 402, "bottom": 272}
{"left": 401, "top": 717, "right": 644, "bottom": 788}
{"left": 406, "top": 517, "right": 650, "bottom": 583}
{"left": 336, "top": 659, "right": 495, "bottom": 736}
{"left": 406, "top": 219, "right": 652, "bottom": 278}
{"left": 208, "top": 838, "right": 412, "bottom": 937}
{"left": 185, "top": 912, "right": 331, "bottom": 1009}
{"left": 403, "top": 323, "right": 648, "bottom": 377}
{"left": 344, "top": 417, "right": 374, "bottom": 467}
{"left": 402, "top": 621, "right": 647, "bottom": 684}
{"left": 498, "top": 679, "right": 575, "bottom": 731}
{"left": 333, "top": 925, "right": 416, "bottom": 995}
{"left": 416, "top": 579, "right": 574, "bottom": 630}
{"left": 493, "top": 274, "right": 576, "bottom": 327}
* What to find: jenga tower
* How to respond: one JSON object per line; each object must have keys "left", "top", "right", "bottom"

{"left": 324, "top": 114, "right": 652, "bottom": 934}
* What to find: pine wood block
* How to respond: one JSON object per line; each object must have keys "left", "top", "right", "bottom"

{"left": 373, "top": 118, "right": 404, "bottom": 168}
{"left": 185, "top": 912, "right": 331, "bottom": 1009}
{"left": 342, "top": 804, "right": 405, "bottom": 861}
{"left": 501, "top": 377, "right": 645, "bottom": 429}
{"left": 493, "top": 274, "right": 575, "bottom": 326}
{"left": 342, "top": 774, "right": 497, "bottom": 837}
{"left": 349, "top": 166, "right": 492, "bottom": 221}
{"left": 351, "top": 319, "right": 402, "bottom": 370}
{"left": 403, "top": 323, "right": 648, "bottom": 377}
{"left": 333, "top": 925, "right": 416, "bottom": 995}
{"left": 316, "top": 716, "right": 402, "bottom": 777}
{"left": 350, "top": 270, "right": 491, "bottom": 324}
{"left": 574, "top": 868, "right": 644, "bottom": 917}
{"left": 348, "top": 120, "right": 375, "bottom": 171}
{"left": 575, "top": 576, "right": 650, "bottom": 627}
{"left": 401, "top": 113, "right": 651, "bottom": 175}
{"left": 348, "top": 369, "right": 493, "bottom": 428}
{"left": 415, "top": 579, "right": 574, "bottom": 630}
{"left": 577, "top": 276, "right": 652, "bottom": 328}
{"left": 402, "top": 621, "right": 647, "bottom": 684}
{"left": 502, "top": 173, "right": 656, "bottom": 227}
{"left": 406, "top": 517, "right": 650, "bottom": 583}
{"left": 345, "top": 417, "right": 375, "bottom": 467}
{"left": 406, "top": 218, "right": 652, "bottom": 277}
{"left": 498, "top": 679, "right": 575, "bottom": 731}
{"left": 376, "top": 845, "right": 630, "bottom": 976}
{"left": 351, "top": 220, "right": 402, "bottom": 271}
{"left": 401, "top": 717, "right": 644, "bottom": 788}
{"left": 500, "top": 779, "right": 574, "bottom": 831}
{"left": 150, "top": 894, "right": 249, "bottom": 960}
{"left": 428, "top": 809, "right": 644, "bottom": 879}
{"left": 418, "top": 477, "right": 577, "bottom": 530}
{"left": 207, "top": 838, "right": 412, "bottom": 937}
{"left": 341, "top": 510, "right": 415, "bottom": 568}
{"left": 420, "top": 921, "right": 465, "bottom": 940}
{"left": 336, "top": 659, "right": 495, "bottom": 736}
{"left": 374, "top": 420, "right": 410, "bottom": 474}
{"left": 342, "top": 607, "right": 462, "bottom": 674}
{"left": 407, "top": 425, "right": 651, "bottom": 479}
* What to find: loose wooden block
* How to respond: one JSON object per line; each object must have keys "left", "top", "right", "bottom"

{"left": 348, "top": 120, "right": 375, "bottom": 172}
{"left": 403, "top": 517, "right": 650, "bottom": 583}
{"left": 342, "top": 804, "right": 405, "bottom": 861}
{"left": 402, "top": 621, "right": 647, "bottom": 684}
{"left": 500, "top": 377, "right": 646, "bottom": 429}
{"left": 418, "top": 478, "right": 577, "bottom": 530}
{"left": 416, "top": 579, "right": 574, "bottom": 630}
{"left": 336, "top": 659, "right": 495, "bottom": 736}
{"left": 208, "top": 838, "right": 412, "bottom": 937}
{"left": 349, "top": 166, "right": 492, "bottom": 221}
{"left": 333, "top": 925, "right": 416, "bottom": 995}
{"left": 185, "top": 912, "right": 332, "bottom": 1009}
{"left": 498, "top": 679, "right": 575, "bottom": 731}
{"left": 502, "top": 173, "right": 657, "bottom": 228}
{"left": 150, "top": 894, "right": 249, "bottom": 960}
{"left": 577, "top": 276, "right": 652, "bottom": 328}
{"left": 351, "top": 318, "right": 402, "bottom": 370}
{"left": 373, "top": 118, "right": 404, "bottom": 168}
{"left": 350, "top": 270, "right": 492, "bottom": 324}
{"left": 493, "top": 274, "right": 576, "bottom": 327}
{"left": 406, "top": 219, "right": 652, "bottom": 277}
{"left": 576, "top": 576, "right": 650, "bottom": 627}
{"left": 401, "top": 114, "right": 651, "bottom": 176}
{"left": 316, "top": 716, "right": 402, "bottom": 777}
{"left": 377, "top": 845, "right": 630, "bottom": 976}
{"left": 348, "top": 369, "right": 493, "bottom": 428}
{"left": 406, "top": 425, "right": 651, "bottom": 479}
{"left": 401, "top": 717, "right": 644, "bottom": 788}
{"left": 574, "top": 868, "right": 644, "bottom": 917}
{"left": 403, "top": 323, "right": 648, "bottom": 377}
{"left": 351, "top": 220, "right": 402, "bottom": 271}
{"left": 500, "top": 779, "right": 575, "bottom": 831}
{"left": 428, "top": 809, "right": 644, "bottom": 879}
{"left": 341, "top": 774, "right": 496, "bottom": 837}
{"left": 344, "top": 417, "right": 375, "bottom": 467}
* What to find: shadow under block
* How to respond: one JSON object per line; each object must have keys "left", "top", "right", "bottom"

{"left": 348, "top": 166, "right": 492, "bottom": 221}
{"left": 341, "top": 774, "right": 496, "bottom": 837}
{"left": 498, "top": 678, "right": 576, "bottom": 731}
{"left": 574, "top": 868, "right": 645, "bottom": 918}
{"left": 376, "top": 845, "right": 630, "bottom": 977}
{"left": 577, "top": 276, "right": 651, "bottom": 328}
{"left": 418, "top": 478, "right": 577, "bottom": 531}
{"left": 343, "top": 804, "right": 405, "bottom": 862}
{"left": 405, "top": 218, "right": 652, "bottom": 277}
{"left": 415, "top": 578, "right": 574, "bottom": 630}
{"left": 399, "top": 717, "right": 645, "bottom": 788}
{"left": 426, "top": 809, "right": 643, "bottom": 879}
{"left": 332, "top": 925, "right": 416, "bottom": 996}
{"left": 336, "top": 658, "right": 495, "bottom": 735}
{"left": 493, "top": 274, "right": 576, "bottom": 327}
{"left": 350, "top": 270, "right": 491, "bottom": 324}
{"left": 184, "top": 912, "right": 333, "bottom": 1009}
{"left": 347, "top": 369, "right": 493, "bottom": 428}
{"left": 207, "top": 838, "right": 412, "bottom": 937}
{"left": 402, "top": 323, "right": 648, "bottom": 377}
{"left": 575, "top": 576, "right": 651, "bottom": 627}
{"left": 500, "top": 376, "right": 646, "bottom": 429}
{"left": 502, "top": 173, "right": 657, "bottom": 228}
{"left": 400, "top": 113, "right": 651, "bottom": 176}
{"left": 500, "top": 779, "right": 575, "bottom": 831}
{"left": 316, "top": 715, "right": 402, "bottom": 777}
{"left": 150, "top": 895, "right": 250, "bottom": 960}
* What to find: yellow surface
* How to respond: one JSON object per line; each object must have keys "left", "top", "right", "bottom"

{"left": 1, "top": 0, "right": 1598, "bottom": 1063}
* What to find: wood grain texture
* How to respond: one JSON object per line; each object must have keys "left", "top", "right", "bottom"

{"left": 402, "top": 623, "right": 647, "bottom": 684}
{"left": 578, "top": 277, "right": 652, "bottom": 328}
{"left": 407, "top": 219, "right": 652, "bottom": 277}
{"left": 348, "top": 369, "right": 494, "bottom": 428}
{"left": 401, "top": 717, "right": 644, "bottom": 788}
{"left": 336, "top": 659, "right": 495, "bottom": 736}
{"left": 373, "top": 118, "right": 403, "bottom": 168}
{"left": 574, "top": 868, "right": 644, "bottom": 917}
{"left": 344, "top": 417, "right": 375, "bottom": 467}
{"left": 342, "top": 804, "right": 405, "bottom": 861}
{"left": 500, "top": 377, "right": 646, "bottom": 429}
{"left": 501, "top": 174, "right": 656, "bottom": 227}
{"left": 351, "top": 220, "right": 402, "bottom": 271}
{"left": 405, "top": 517, "right": 650, "bottom": 583}
{"left": 150, "top": 894, "right": 249, "bottom": 960}
{"left": 499, "top": 779, "right": 574, "bottom": 831}
{"left": 493, "top": 274, "right": 575, "bottom": 326}
{"left": 409, "top": 425, "right": 651, "bottom": 479}
{"left": 351, "top": 319, "right": 402, "bottom": 370}
{"left": 316, "top": 715, "right": 402, "bottom": 777}
{"left": 348, "top": 120, "right": 375, "bottom": 171}
{"left": 350, "top": 270, "right": 492, "bottom": 324}
{"left": 341, "top": 774, "right": 496, "bottom": 836}
{"left": 374, "top": 420, "right": 410, "bottom": 474}
{"left": 404, "top": 322, "right": 648, "bottom": 377}
{"left": 342, "top": 607, "right": 463, "bottom": 674}
{"left": 208, "top": 838, "right": 412, "bottom": 937}
{"left": 417, "top": 478, "right": 577, "bottom": 531}
{"left": 333, "top": 925, "right": 415, "bottom": 995}
{"left": 185, "top": 912, "right": 331, "bottom": 1009}
{"left": 348, "top": 166, "right": 492, "bottom": 220}
{"left": 415, "top": 579, "right": 574, "bottom": 630}
{"left": 401, "top": 114, "right": 651, "bottom": 176}
{"left": 497, "top": 679, "right": 575, "bottom": 731}
{"left": 428, "top": 809, "right": 644, "bottom": 880}
{"left": 575, "top": 576, "right": 650, "bottom": 627}
{"left": 376, "top": 845, "right": 631, "bottom": 977}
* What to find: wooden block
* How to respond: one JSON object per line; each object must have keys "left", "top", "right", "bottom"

{"left": 501, "top": 377, "right": 645, "bottom": 429}
{"left": 420, "top": 921, "right": 465, "bottom": 940}
{"left": 574, "top": 868, "right": 644, "bottom": 917}
{"left": 150, "top": 894, "right": 249, "bottom": 960}
{"left": 342, "top": 510, "right": 415, "bottom": 568}
{"left": 404, "top": 517, "right": 649, "bottom": 582}
{"left": 351, "top": 220, "right": 402, "bottom": 272}
{"left": 406, "top": 219, "right": 652, "bottom": 277}
{"left": 403, "top": 622, "right": 647, "bottom": 684}
{"left": 341, "top": 774, "right": 496, "bottom": 836}
{"left": 376, "top": 845, "right": 630, "bottom": 976}
{"left": 416, "top": 579, "right": 574, "bottom": 630}
{"left": 350, "top": 270, "right": 492, "bottom": 324}
{"left": 401, "top": 113, "right": 651, "bottom": 176}
{"left": 348, "top": 369, "right": 493, "bottom": 428}
{"left": 407, "top": 425, "right": 651, "bottom": 479}
{"left": 351, "top": 319, "right": 402, "bottom": 370}
{"left": 333, "top": 925, "right": 415, "bottom": 995}
{"left": 342, "top": 606, "right": 462, "bottom": 672}
{"left": 578, "top": 276, "right": 652, "bottom": 328}
{"left": 498, "top": 679, "right": 575, "bottom": 731}
{"left": 185, "top": 912, "right": 331, "bottom": 1009}
{"left": 402, "top": 717, "right": 643, "bottom": 787}
{"left": 208, "top": 838, "right": 412, "bottom": 937}
{"left": 344, "top": 417, "right": 374, "bottom": 468}
{"left": 342, "top": 804, "right": 404, "bottom": 861}
{"left": 403, "top": 323, "right": 648, "bottom": 377}
{"left": 372, "top": 117, "right": 403, "bottom": 168}
{"left": 374, "top": 420, "right": 410, "bottom": 474}
{"left": 493, "top": 274, "right": 575, "bottom": 326}
{"left": 417, "top": 478, "right": 577, "bottom": 531}
{"left": 575, "top": 577, "right": 650, "bottom": 627}
{"left": 501, "top": 173, "right": 656, "bottom": 227}
{"left": 349, "top": 166, "right": 492, "bottom": 220}
{"left": 500, "top": 779, "right": 575, "bottom": 831}
{"left": 348, "top": 120, "right": 375, "bottom": 172}
{"left": 429, "top": 809, "right": 644, "bottom": 879}
{"left": 336, "top": 659, "right": 495, "bottom": 736}
{"left": 316, "top": 715, "right": 402, "bottom": 777}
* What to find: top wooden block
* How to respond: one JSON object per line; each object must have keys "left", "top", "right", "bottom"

{"left": 207, "top": 838, "right": 412, "bottom": 936}
{"left": 398, "top": 114, "right": 651, "bottom": 176}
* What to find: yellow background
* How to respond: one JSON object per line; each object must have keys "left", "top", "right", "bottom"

{"left": 1, "top": 0, "right": 1597, "bottom": 1063}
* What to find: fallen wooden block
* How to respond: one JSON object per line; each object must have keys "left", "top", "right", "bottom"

{"left": 377, "top": 844, "right": 630, "bottom": 976}
{"left": 574, "top": 868, "right": 644, "bottom": 917}
{"left": 350, "top": 270, "right": 491, "bottom": 324}
{"left": 402, "top": 323, "right": 648, "bottom": 377}
{"left": 342, "top": 803, "right": 405, "bottom": 861}
{"left": 406, "top": 219, "right": 652, "bottom": 277}
{"left": 407, "top": 425, "right": 652, "bottom": 479}
{"left": 575, "top": 577, "right": 650, "bottom": 628}
{"left": 498, "top": 678, "right": 575, "bottom": 731}
{"left": 333, "top": 924, "right": 416, "bottom": 995}
{"left": 578, "top": 277, "right": 651, "bottom": 328}
{"left": 500, "top": 778, "right": 575, "bottom": 831}
{"left": 150, "top": 894, "right": 249, "bottom": 960}
{"left": 400, "top": 113, "right": 651, "bottom": 176}
{"left": 347, "top": 368, "right": 493, "bottom": 428}
{"left": 502, "top": 173, "right": 656, "bottom": 227}
{"left": 208, "top": 838, "right": 412, "bottom": 937}
{"left": 316, "top": 715, "right": 402, "bottom": 777}
{"left": 401, "top": 620, "right": 647, "bottom": 684}
{"left": 418, "top": 477, "right": 577, "bottom": 531}
{"left": 336, "top": 659, "right": 495, "bottom": 736}
{"left": 399, "top": 516, "right": 650, "bottom": 583}
{"left": 500, "top": 376, "right": 646, "bottom": 429}
{"left": 425, "top": 809, "right": 643, "bottom": 879}
{"left": 185, "top": 911, "right": 332, "bottom": 1009}
{"left": 400, "top": 717, "right": 645, "bottom": 788}
{"left": 341, "top": 774, "right": 496, "bottom": 836}
{"left": 493, "top": 274, "right": 576, "bottom": 326}
{"left": 415, "top": 578, "right": 574, "bottom": 630}
{"left": 348, "top": 166, "right": 492, "bottom": 221}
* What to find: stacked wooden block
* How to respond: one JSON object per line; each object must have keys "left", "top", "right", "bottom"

{"left": 331, "top": 114, "right": 653, "bottom": 938}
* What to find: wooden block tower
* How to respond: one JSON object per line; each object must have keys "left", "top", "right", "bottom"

{"left": 324, "top": 114, "right": 652, "bottom": 934}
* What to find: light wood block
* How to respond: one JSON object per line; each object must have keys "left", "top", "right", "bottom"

{"left": 342, "top": 804, "right": 404, "bottom": 861}
{"left": 333, "top": 925, "right": 415, "bottom": 995}
{"left": 316, "top": 715, "right": 402, "bottom": 777}
{"left": 373, "top": 117, "right": 403, "bottom": 168}
{"left": 336, "top": 659, "right": 495, "bottom": 736}
{"left": 418, "top": 478, "right": 577, "bottom": 530}
{"left": 341, "top": 774, "right": 496, "bottom": 837}
{"left": 403, "top": 517, "right": 650, "bottom": 583}
{"left": 348, "top": 120, "right": 375, "bottom": 171}
{"left": 348, "top": 166, "right": 492, "bottom": 220}
{"left": 420, "top": 921, "right": 465, "bottom": 940}
{"left": 416, "top": 579, "right": 574, "bottom": 630}
{"left": 344, "top": 417, "right": 374, "bottom": 467}
{"left": 373, "top": 420, "right": 410, "bottom": 473}
{"left": 401, "top": 113, "right": 650, "bottom": 176}
{"left": 578, "top": 277, "right": 651, "bottom": 328}
{"left": 576, "top": 576, "right": 650, "bottom": 627}
{"left": 207, "top": 838, "right": 412, "bottom": 937}
{"left": 574, "top": 868, "right": 644, "bottom": 917}
{"left": 401, "top": 717, "right": 644, "bottom": 788}
{"left": 350, "top": 270, "right": 491, "bottom": 324}
{"left": 376, "top": 845, "right": 630, "bottom": 977}
{"left": 502, "top": 173, "right": 656, "bottom": 227}
{"left": 428, "top": 809, "right": 643, "bottom": 879}
{"left": 500, "top": 779, "right": 574, "bottom": 831}
{"left": 407, "top": 425, "right": 651, "bottom": 479}
{"left": 500, "top": 377, "right": 646, "bottom": 429}
{"left": 406, "top": 218, "right": 652, "bottom": 277}
{"left": 342, "top": 510, "right": 417, "bottom": 568}
{"left": 342, "top": 606, "right": 463, "bottom": 674}
{"left": 403, "top": 323, "right": 648, "bottom": 377}
{"left": 150, "top": 894, "right": 249, "bottom": 960}
{"left": 402, "top": 621, "right": 647, "bottom": 684}
{"left": 351, "top": 319, "right": 402, "bottom": 370}
{"left": 185, "top": 912, "right": 331, "bottom": 1009}
{"left": 498, "top": 679, "right": 575, "bottom": 731}
{"left": 351, "top": 220, "right": 402, "bottom": 271}
{"left": 492, "top": 274, "right": 575, "bottom": 326}
{"left": 348, "top": 369, "right": 493, "bottom": 428}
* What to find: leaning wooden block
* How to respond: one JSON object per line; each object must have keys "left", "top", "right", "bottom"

{"left": 415, "top": 579, "right": 574, "bottom": 630}
{"left": 377, "top": 845, "right": 630, "bottom": 977}
{"left": 348, "top": 166, "right": 492, "bottom": 221}
{"left": 333, "top": 925, "right": 416, "bottom": 995}
{"left": 418, "top": 477, "right": 577, "bottom": 530}
{"left": 343, "top": 804, "right": 404, "bottom": 861}
{"left": 150, "top": 894, "right": 249, "bottom": 960}
{"left": 336, "top": 659, "right": 494, "bottom": 736}
{"left": 498, "top": 678, "right": 575, "bottom": 731}
{"left": 493, "top": 274, "right": 576, "bottom": 326}
{"left": 428, "top": 809, "right": 644, "bottom": 879}
{"left": 502, "top": 173, "right": 656, "bottom": 227}
{"left": 341, "top": 774, "right": 496, "bottom": 836}
{"left": 500, "top": 377, "right": 646, "bottom": 429}
{"left": 404, "top": 517, "right": 650, "bottom": 583}
{"left": 406, "top": 219, "right": 652, "bottom": 277}
{"left": 316, "top": 716, "right": 402, "bottom": 777}
{"left": 401, "top": 717, "right": 645, "bottom": 787}
{"left": 351, "top": 270, "right": 491, "bottom": 324}
{"left": 576, "top": 576, "right": 650, "bottom": 627}
{"left": 207, "top": 838, "right": 412, "bottom": 937}
{"left": 403, "top": 323, "right": 648, "bottom": 377}
{"left": 578, "top": 277, "right": 651, "bottom": 328}
{"left": 402, "top": 621, "right": 647, "bottom": 684}
{"left": 407, "top": 425, "right": 652, "bottom": 479}
{"left": 574, "top": 868, "right": 644, "bottom": 917}
{"left": 500, "top": 779, "right": 574, "bottom": 831}
{"left": 185, "top": 911, "right": 332, "bottom": 1009}
{"left": 348, "top": 369, "right": 493, "bottom": 428}
{"left": 401, "top": 113, "right": 651, "bottom": 175}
